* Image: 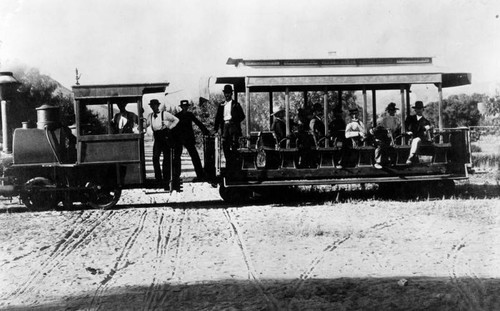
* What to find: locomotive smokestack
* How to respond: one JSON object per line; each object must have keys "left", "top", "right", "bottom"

{"left": 0, "top": 72, "right": 20, "bottom": 154}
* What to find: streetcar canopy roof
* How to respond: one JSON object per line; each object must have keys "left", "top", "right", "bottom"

{"left": 72, "top": 82, "right": 169, "bottom": 103}
{"left": 216, "top": 57, "right": 471, "bottom": 92}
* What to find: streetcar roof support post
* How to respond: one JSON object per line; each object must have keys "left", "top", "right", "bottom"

{"left": 137, "top": 98, "right": 143, "bottom": 133}
{"left": 362, "top": 87, "right": 368, "bottom": 132}
{"left": 437, "top": 83, "right": 443, "bottom": 131}
{"left": 107, "top": 99, "right": 113, "bottom": 134}
{"left": 405, "top": 86, "right": 411, "bottom": 119}
{"left": 285, "top": 87, "right": 290, "bottom": 143}
{"left": 245, "top": 78, "right": 250, "bottom": 139}
{"left": 323, "top": 87, "right": 328, "bottom": 143}
{"left": 269, "top": 91, "right": 273, "bottom": 129}
{"left": 400, "top": 85, "right": 406, "bottom": 135}
{"left": 372, "top": 90, "right": 377, "bottom": 128}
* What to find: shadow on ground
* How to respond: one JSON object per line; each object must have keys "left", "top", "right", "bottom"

{"left": 2, "top": 277, "right": 500, "bottom": 311}
{"left": 1, "top": 177, "right": 499, "bottom": 213}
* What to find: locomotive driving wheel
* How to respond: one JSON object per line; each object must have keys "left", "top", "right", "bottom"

{"left": 21, "top": 177, "right": 59, "bottom": 211}
{"left": 83, "top": 182, "right": 122, "bottom": 210}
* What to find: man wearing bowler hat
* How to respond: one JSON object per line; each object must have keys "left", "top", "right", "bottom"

{"left": 378, "top": 102, "right": 401, "bottom": 138}
{"left": 214, "top": 85, "right": 245, "bottom": 168}
{"left": 173, "top": 99, "right": 210, "bottom": 182}
{"left": 146, "top": 99, "right": 179, "bottom": 189}
{"left": 404, "top": 100, "right": 432, "bottom": 165}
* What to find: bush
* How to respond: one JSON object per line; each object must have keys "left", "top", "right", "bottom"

{"left": 470, "top": 144, "right": 482, "bottom": 153}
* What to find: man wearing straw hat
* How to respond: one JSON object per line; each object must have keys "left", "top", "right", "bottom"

{"left": 271, "top": 107, "right": 286, "bottom": 144}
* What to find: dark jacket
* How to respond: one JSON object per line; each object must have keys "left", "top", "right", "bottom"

{"left": 112, "top": 111, "right": 138, "bottom": 134}
{"left": 173, "top": 110, "right": 209, "bottom": 145}
{"left": 214, "top": 100, "right": 245, "bottom": 135}
{"left": 271, "top": 118, "right": 286, "bottom": 143}
{"left": 405, "top": 115, "right": 431, "bottom": 140}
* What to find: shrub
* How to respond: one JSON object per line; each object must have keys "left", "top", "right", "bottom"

{"left": 470, "top": 144, "right": 482, "bottom": 153}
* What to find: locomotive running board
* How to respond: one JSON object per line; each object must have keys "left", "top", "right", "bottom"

{"left": 224, "top": 174, "right": 468, "bottom": 187}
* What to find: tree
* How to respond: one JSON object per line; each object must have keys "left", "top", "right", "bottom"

{"left": 0, "top": 64, "right": 105, "bottom": 142}
{"left": 483, "top": 92, "right": 500, "bottom": 119}
{"left": 425, "top": 94, "right": 483, "bottom": 128}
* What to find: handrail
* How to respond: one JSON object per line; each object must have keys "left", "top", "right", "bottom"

{"left": 44, "top": 126, "right": 62, "bottom": 164}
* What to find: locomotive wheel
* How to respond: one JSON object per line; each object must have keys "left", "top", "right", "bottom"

{"left": 21, "top": 177, "right": 59, "bottom": 211}
{"left": 219, "top": 185, "right": 249, "bottom": 203}
{"left": 84, "top": 182, "right": 122, "bottom": 210}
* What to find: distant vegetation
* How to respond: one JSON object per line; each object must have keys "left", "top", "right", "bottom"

{"left": 0, "top": 64, "right": 103, "bottom": 137}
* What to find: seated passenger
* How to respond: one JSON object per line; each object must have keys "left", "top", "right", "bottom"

{"left": 112, "top": 103, "right": 139, "bottom": 134}
{"left": 271, "top": 108, "right": 287, "bottom": 145}
{"left": 328, "top": 110, "right": 346, "bottom": 146}
{"left": 377, "top": 102, "right": 401, "bottom": 143}
{"left": 369, "top": 125, "right": 394, "bottom": 169}
{"left": 345, "top": 107, "right": 366, "bottom": 147}
{"left": 404, "top": 100, "right": 432, "bottom": 165}
{"left": 295, "top": 108, "right": 316, "bottom": 168}
{"left": 309, "top": 103, "right": 325, "bottom": 143}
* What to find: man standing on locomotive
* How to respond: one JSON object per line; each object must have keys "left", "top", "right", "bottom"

{"left": 146, "top": 99, "right": 180, "bottom": 190}
{"left": 405, "top": 100, "right": 432, "bottom": 165}
{"left": 214, "top": 85, "right": 245, "bottom": 168}
{"left": 173, "top": 99, "right": 210, "bottom": 182}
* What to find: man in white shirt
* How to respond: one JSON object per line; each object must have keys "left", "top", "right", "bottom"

{"left": 345, "top": 107, "right": 366, "bottom": 147}
{"left": 112, "top": 103, "right": 139, "bottom": 134}
{"left": 146, "top": 99, "right": 180, "bottom": 189}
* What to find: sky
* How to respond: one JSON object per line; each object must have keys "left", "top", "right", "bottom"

{"left": 1, "top": 0, "right": 499, "bottom": 105}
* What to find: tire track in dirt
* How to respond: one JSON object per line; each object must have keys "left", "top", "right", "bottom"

{"left": 7, "top": 210, "right": 115, "bottom": 300}
{"left": 287, "top": 215, "right": 407, "bottom": 307}
{"left": 447, "top": 227, "right": 488, "bottom": 311}
{"left": 142, "top": 209, "right": 187, "bottom": 310}
{"left": 90, "top": 209, "right": 149, "bottom": 311}
{"left": 222, "top": 208, "right": 281, "bottom": 310}
{"left": 0, "top": 211, "right": 87, "bottom": 269}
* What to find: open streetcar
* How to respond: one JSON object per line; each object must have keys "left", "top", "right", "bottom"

{"left": 0, "top": 56, "right": 472, "bottom": 208}
{"left": 211, "top": 57, "right": 472, "bottom": 201}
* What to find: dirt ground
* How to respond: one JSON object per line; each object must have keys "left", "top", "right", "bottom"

{"left": 0, "top": 174, "right": 499, "bottom": 310}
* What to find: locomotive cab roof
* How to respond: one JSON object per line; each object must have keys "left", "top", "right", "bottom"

{"left": 72, "top": 82, "right": 170, "bottom": 104}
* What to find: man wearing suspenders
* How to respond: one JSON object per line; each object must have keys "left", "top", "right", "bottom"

{"left": 146, "top": 99, "right": 179, "bottom": 190}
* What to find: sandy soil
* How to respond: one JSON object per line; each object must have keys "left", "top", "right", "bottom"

{"left": 0, "top": 176, "right": 500, "bottom": 310}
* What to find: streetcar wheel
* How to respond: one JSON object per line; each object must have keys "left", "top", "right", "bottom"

{"left": 219, "top": 185, "right": 249, "bottom": 203}
{"left": 433, "top": 180, "right": 455, "bottom": 197}
{"left": 21, "top": 178, "right": 59, "bottom": 211}
{"left": 84, "top": 182, "right": 122, "bottom": 209}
